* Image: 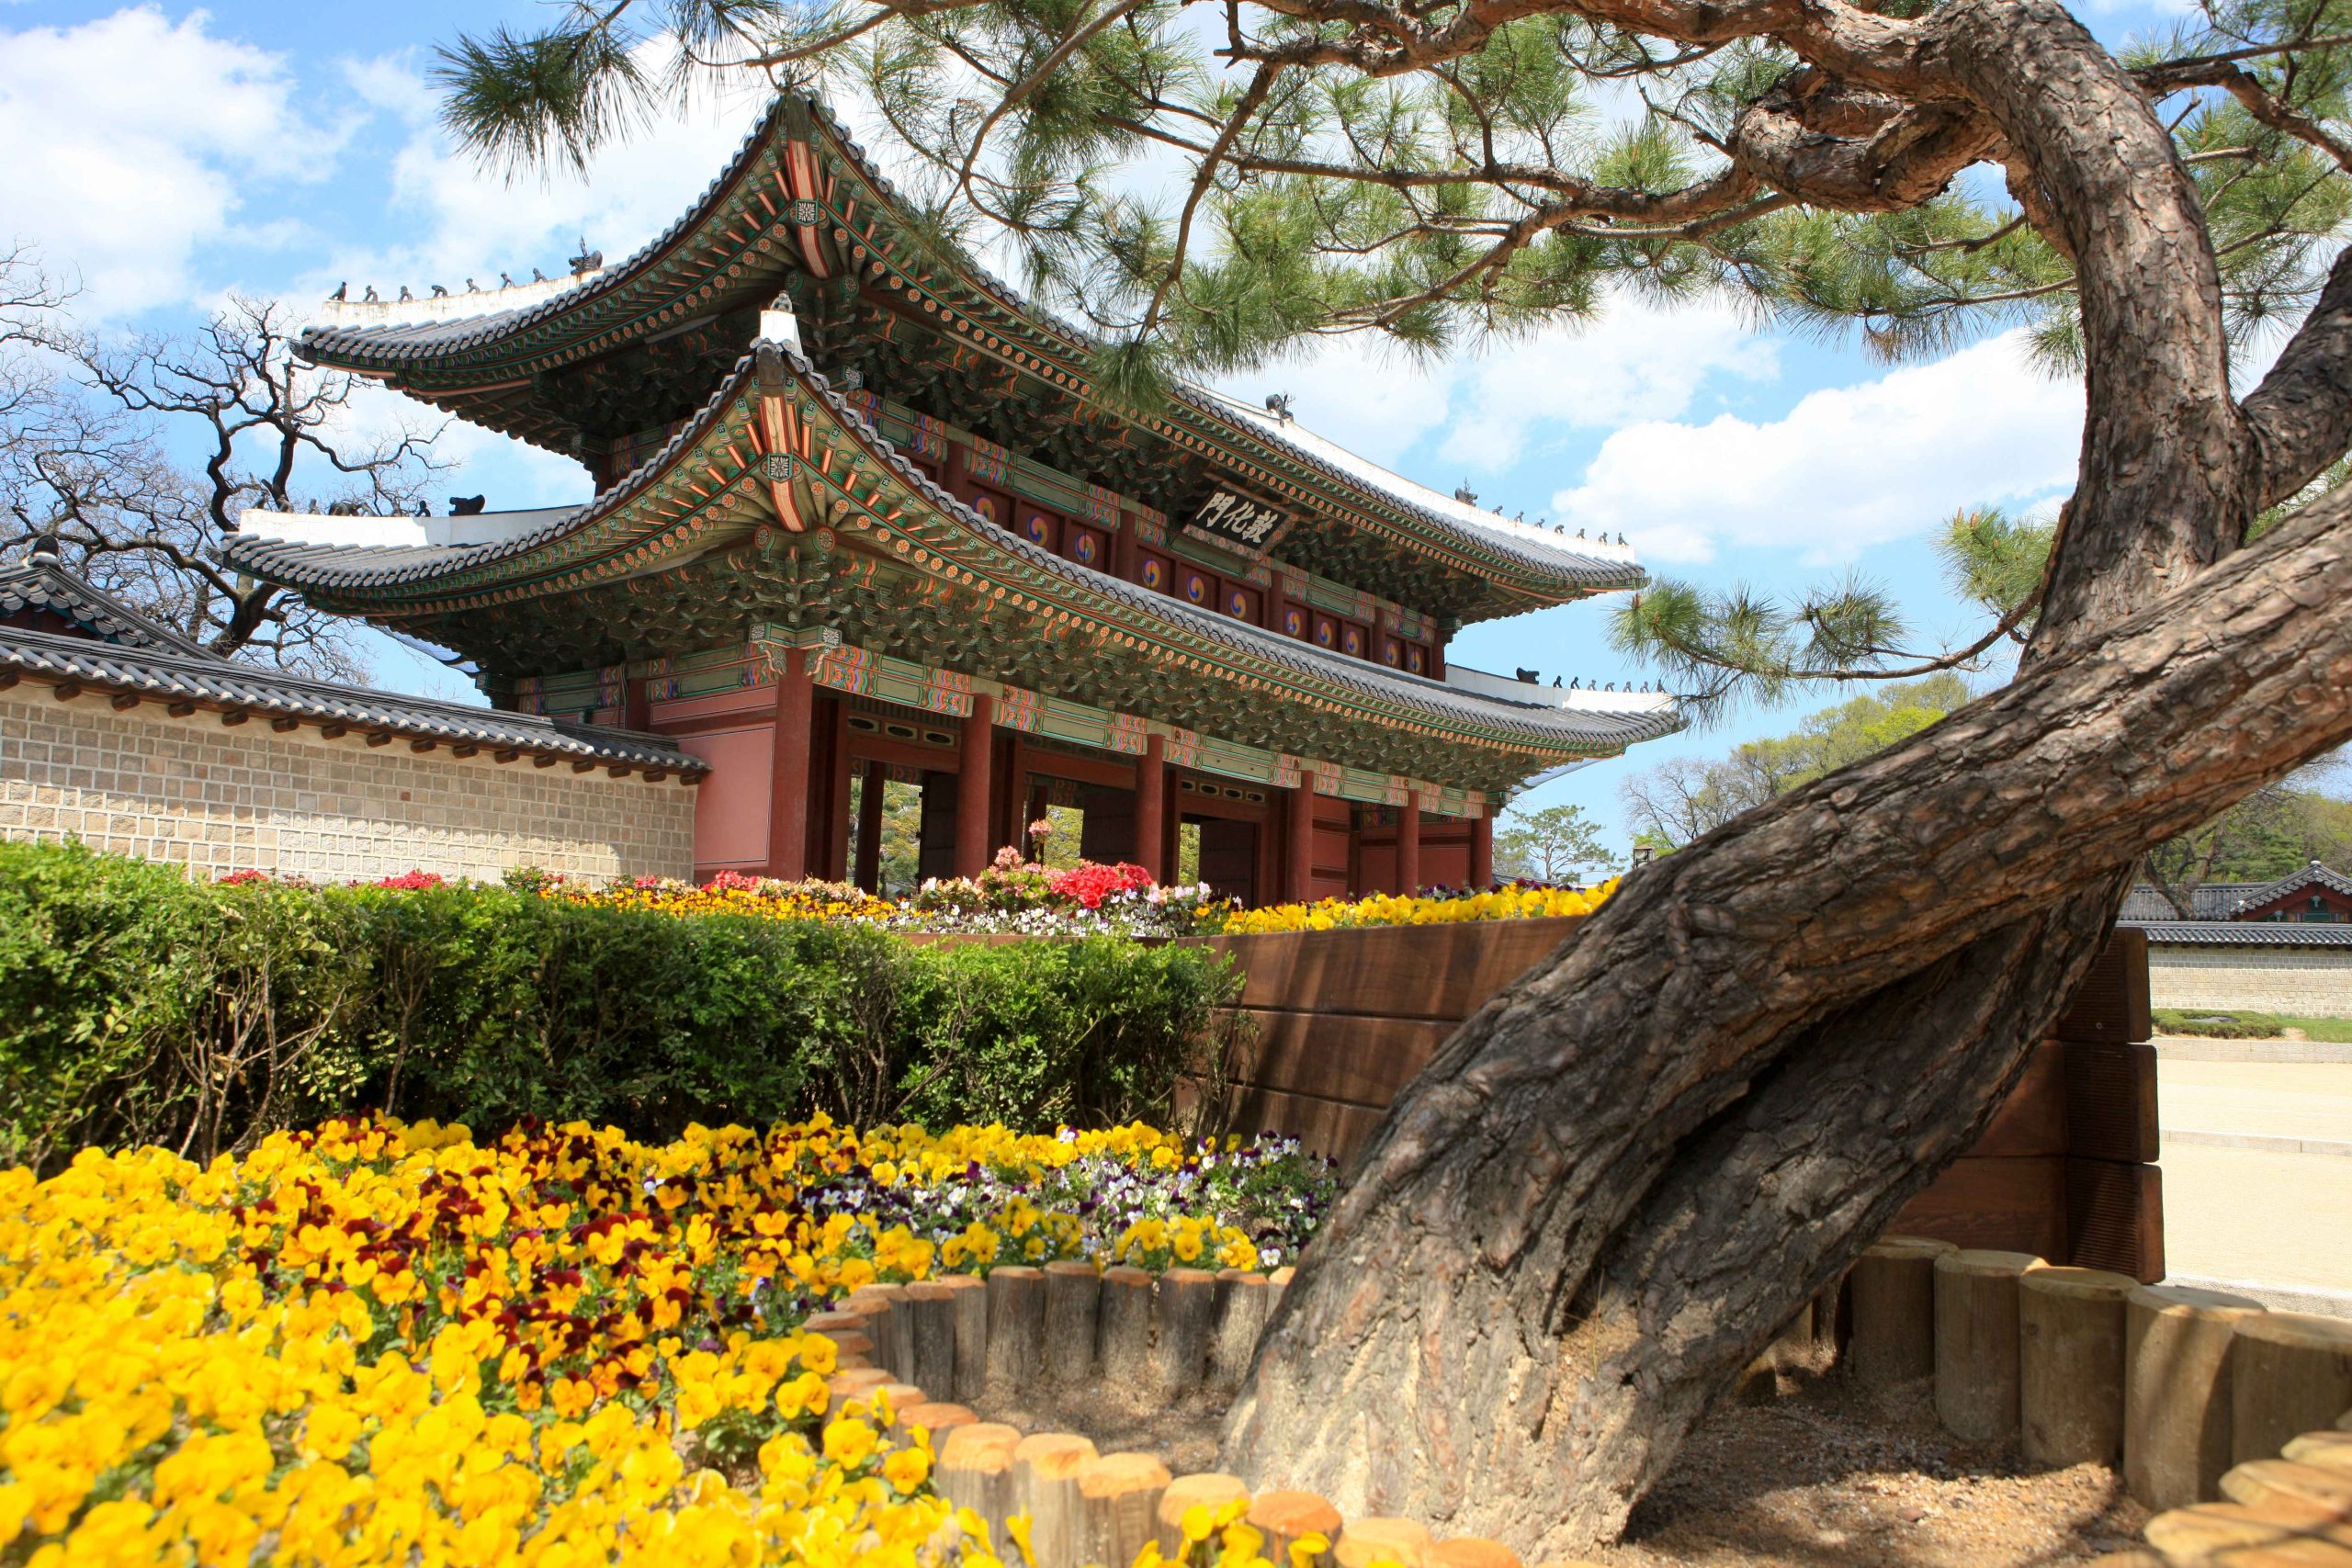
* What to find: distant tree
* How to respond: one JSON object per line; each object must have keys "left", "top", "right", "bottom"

{"left": 850, "top": 776, "right": 925, "bottom": 895}
{"left": 1618, "top": 758, "right": 1750, "bottom": 851}
{"left": 1027, "top": 805, "right": 1086, "bottom": 871}
{"left": 1631, "top": 829, "right": 1679, "bottom": 862}
{"left": 1622, "top": 676, "right": 1974, "bottom": 846}
{"left": 0, "top": 256, "right": 446, "bottom": 678}
{"left": 1492, "top": 803, "right": 1607, "bottom": 885}
{"left": 2142, "top": 757, "right": 2352, "bottom": 915}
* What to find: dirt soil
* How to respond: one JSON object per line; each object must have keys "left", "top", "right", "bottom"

{"left": 977, "top": 1368, "right": 2150, "bottom": 1568}
{"left": 1587, "top": 1371, "right": 2149, "bottom": 1568}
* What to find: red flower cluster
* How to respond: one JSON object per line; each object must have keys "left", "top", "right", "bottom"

{"left": 1046, "top": 861, "right": 1155, "bottom": 909}
{"left": 215, "top": 869, "right": 271, "bottom": 886}
{"left": 373, "top": 870, "right": 446, "bottom": 891}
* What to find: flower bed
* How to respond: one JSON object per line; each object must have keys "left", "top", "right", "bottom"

{"left": 0, "top": 1114, "right": 1332, "bottom": 1565}
{"left": 1212, "top": 879, "right": 1616, "bottom": 934}
{"left": 544, "top": 852, "right": 1618, "bottom": 939}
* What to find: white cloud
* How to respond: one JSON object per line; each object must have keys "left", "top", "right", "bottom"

{"left": 1438, "top": 299, "right": 1779, "bottom": 471}
{"left": 1227, "top": 335, "right": 1457, "bottom": 470}
{"left": 299, "top": 54, "right": 772, "bottom": 310}
{"left": 0, "top": 6, "right": 332, "bottom": 313}
{"left": 1218, "top": 291, "right": 1778, "bottom": 494}
{"left": 1551, "top": 332, "right": 2083, "bottom": 565}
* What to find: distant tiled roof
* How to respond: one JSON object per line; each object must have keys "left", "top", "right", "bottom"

{"left": 2122, "top": 919, "right": 2352, "bottom": 947}
{"left": 2233, "top": 861, "right": 2352, "bottom": 911}
{"left": 2123, "top": 866, "right": 2352, "bottom": 923}
{"left": 0, "top": 548, "right": 210, "bottom": 657}
{"left": 0, "top": 622, "right": 705, "bottom": 775}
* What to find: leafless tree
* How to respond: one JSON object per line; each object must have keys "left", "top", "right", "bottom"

{"left": 1, "top": 260, "right": 447, "bottom": 678}
{"left": 1617, "top": 756, "right": 1755, "bottom": 847}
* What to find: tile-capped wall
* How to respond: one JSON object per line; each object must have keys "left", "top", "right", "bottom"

{"left": 0, "top": 687, "right": 696, "bottom": 882}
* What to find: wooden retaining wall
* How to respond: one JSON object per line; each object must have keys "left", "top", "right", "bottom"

{"left": 812, "top": 1232, "right": 2352, "bottom": 1568}
{"left": 1188, "top": 919, "right": 2165, "bottom": 1282}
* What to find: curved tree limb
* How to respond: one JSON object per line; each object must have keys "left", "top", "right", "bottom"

{"left": 2243, "top": 243, "right": 2352, "bottom": 507}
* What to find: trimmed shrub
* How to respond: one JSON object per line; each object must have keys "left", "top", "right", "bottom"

{"left": 0, "top": 841, "right": 1238, "bottom": 1169}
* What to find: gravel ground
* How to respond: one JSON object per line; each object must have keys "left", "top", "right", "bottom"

{"left": 976, "top": 1364, "right": 2149, "bottom": 1567}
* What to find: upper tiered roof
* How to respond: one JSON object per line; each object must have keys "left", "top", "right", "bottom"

{"left": 230, "top": 343, "right": 1679, "bottom": 797}
{"left": 298, "top": 96, "right": 1640, "bottom": 624}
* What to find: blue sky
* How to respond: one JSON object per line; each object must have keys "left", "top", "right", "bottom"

{"left": 0, "top": 0, "right": 2188, "bottom": 861}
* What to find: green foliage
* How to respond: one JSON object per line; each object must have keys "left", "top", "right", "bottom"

{"left": 0, "top": 841, "right": 1238, "bottom": 1172}
{"left": 1619, "top": 674, "right": 1973, "bottom": 844}
{"left": 1492, "top": 803, "right": 1608, "bottom": 884}
{"left": 1939, "top": 507, "right": 2055, "bottom": 626}
{"left": 2141, "top": 764, "right": 2352, "bottom": 913}
{"left": 2152, "top": 1008, "right": 2352, "bottom": 1036}
{"left": 1614, "top": 511, "right": 2051, "bottom": 716}
{"left": 426, "top": 0, "right": 2352, "bottom": 389}
{"left": 848, "top": 774, "right": 925, "bottom": 896}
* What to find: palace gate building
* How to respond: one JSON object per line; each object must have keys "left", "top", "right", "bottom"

{"left": 232, "top": 98, "right": 1679, "bottom": 903}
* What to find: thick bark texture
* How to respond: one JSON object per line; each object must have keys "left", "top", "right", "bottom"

{"left": 1225, "top": 473, "right": 2352, "bottom": 1552}
{"left": 1219, "top": 0, "right": 2352, "bottom": 1551}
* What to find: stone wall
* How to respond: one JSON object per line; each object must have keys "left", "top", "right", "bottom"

{"left": 2147, "top": 941, "right": 2352, "bottom": 1016}
{"left": 0, "top": 686, "right": 697, "bottom": 883}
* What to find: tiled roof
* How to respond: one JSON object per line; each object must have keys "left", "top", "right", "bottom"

{"left": 298, "top": 96, "right": 1640, "bottom": 593}
{"left": 2233, "top": 861, "right": 2352, "bottom": 910}
{"left": 2122, "top": 868, "right": 2352, "bottom": 923}
{"left": 0, "top": 550, "right": 211, "bottom": 657}
{"left": 2121, "top": 919, "right": 2352, "bottom": 947}
{"left": 231, "top": 343, "right": 1681, "bottom": 756}
{"left": 0, "top": 622, "right": 707, "bottom": 775}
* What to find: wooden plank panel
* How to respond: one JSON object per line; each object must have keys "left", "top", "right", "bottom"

{"left": 2066, "top": 1157, "right": 2165, "bottom": 1283}
{"left": 1893, "top": 1155, "right": 2068, "bottom": 1261}
{"left": 1214, "top": 1084, "right": 1385, "bottom": 1161}
{"left": 1966, "top": 1040, "right": 2069, "bottom": 1158}
{"left": 2064, "top": 1040, "right": 2160, "bottom": 1163}
{"left": 2053, "top": 926, "right": 2153, "bottom": 1044}
{"left": 1220, "top": 1009, "right": 1458, "bottom": 1106}
{"left": 1194, "top": 917, "right": 1583, "bottom": 1021}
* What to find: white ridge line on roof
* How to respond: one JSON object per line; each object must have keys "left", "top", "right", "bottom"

{"left": 1198, "top": 389, "right": 1639, "bottom": 563}
{"left": 312, "top": 270, "right": 613, "bottom": 332}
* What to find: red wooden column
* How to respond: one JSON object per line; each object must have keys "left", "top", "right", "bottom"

{"left": 1396, "top": 789, "right": 1422, "bottom": 895}
{"left": 954, "top": 693, "right": 996, "bottom": 878}
{"left": 1135, "top": 733, "right": 1168, "bottom": 881}
{"left": 765, "top": 647, "right": 813, "bottom": 881}
{"left": 1469, "top": 809, "right": 1494, "bottom": 889}
{"left": 854, "top": 760, "right": 887, "bottom": 891}
{"left": 818, "top": 698, "right": 853, "bottom": 882}
{"left": 1286, "top": 778, "right": 1317, "bottom": 902}
{"left": 621, "top": 668, "right": 651, "bottom": 732}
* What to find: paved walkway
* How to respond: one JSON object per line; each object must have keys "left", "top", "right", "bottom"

{"left": 2156, "top": 1054, "right": 2352, "bottom": 1299}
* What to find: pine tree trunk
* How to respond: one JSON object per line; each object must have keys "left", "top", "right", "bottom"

{"left": 1219, "top": 0, "right": 2352, "bottom": 1551}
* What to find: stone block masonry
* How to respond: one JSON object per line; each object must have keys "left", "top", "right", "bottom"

{"left": 2148, "top": 943, "right": 2352, "bottom": 1016}
{"left": 0, "top": 686, "right": 696, "bottom": 883}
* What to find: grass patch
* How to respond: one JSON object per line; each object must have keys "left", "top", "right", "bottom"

{"left": 2153, "top": 1008, "right": 2352, "bottom": 1041}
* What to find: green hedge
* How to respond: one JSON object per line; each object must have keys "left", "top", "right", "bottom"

{"left": 0, "top": 840, "right": 1239, "bottom": 1171}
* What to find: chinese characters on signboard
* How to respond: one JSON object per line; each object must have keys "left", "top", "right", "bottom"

{"left": 1192, "top": 489, "right": 1286, "bottom": 549}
